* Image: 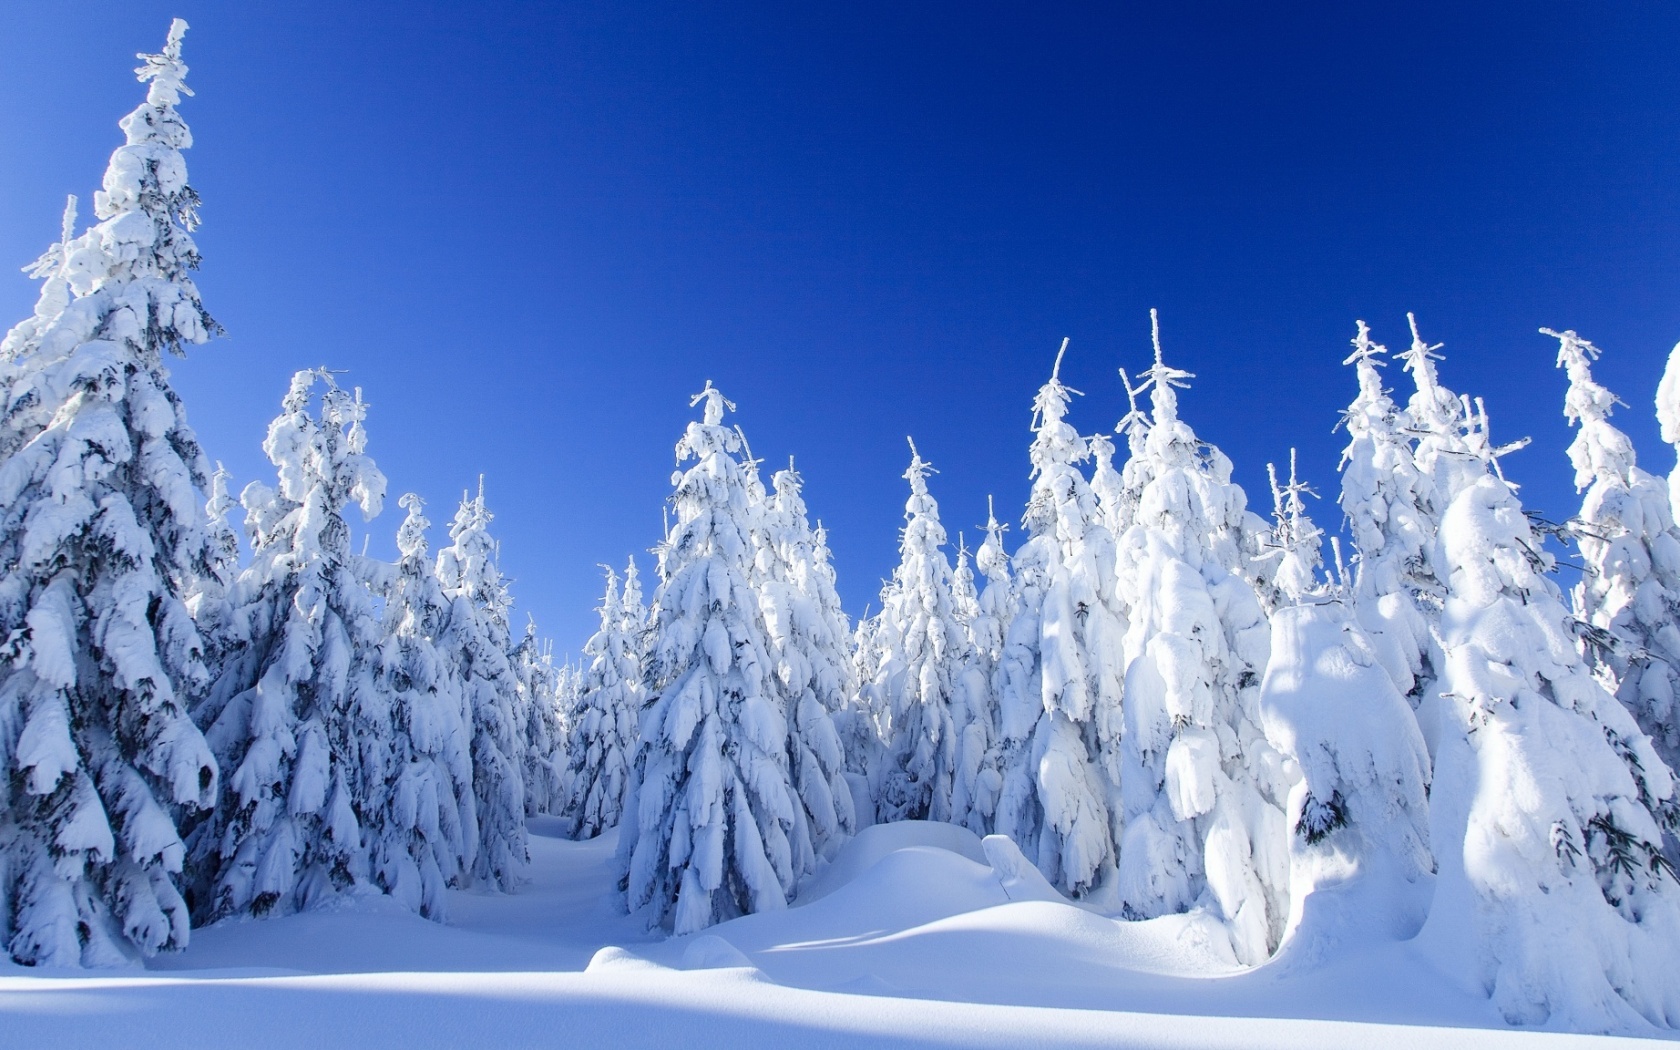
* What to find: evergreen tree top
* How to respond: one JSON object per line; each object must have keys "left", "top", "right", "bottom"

{"left": 1398, "top": 312, "right": 1447, "bottom": 399}
{"left": 1547, "top": 327, "right": 1634, "bottom": 490}
{"left": 1140, "top": 309, "right": 1194, "bottom": 425}
{"left": 396, "top": 492, "right": 429, "bottom": 560}
{"left": 903, "top": 437, "right": 937, "bottom": 503}
{"left": 1115, "top": 366, "right": 1149, "bottom": 451}
{"left": 1029, "top": 338, "right": 1090, "bottom": 486}
{"left": 691, "top": 379, "right": 735, "bottom": 426}
{"left": 1343, "top": 320, "right": 1393, "bottom": 412}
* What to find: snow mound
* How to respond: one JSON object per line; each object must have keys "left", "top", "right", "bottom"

{"left": 794, "top": 820, "right": 987, "bottom": 904}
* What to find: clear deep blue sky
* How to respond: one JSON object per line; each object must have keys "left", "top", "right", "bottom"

{"left": 3, "top": 3, "right": 1679, "bottom": 652}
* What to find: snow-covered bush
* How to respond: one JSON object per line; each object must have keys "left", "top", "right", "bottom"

{"left": 0, "top": 20, "right": 223, "bottom": 964}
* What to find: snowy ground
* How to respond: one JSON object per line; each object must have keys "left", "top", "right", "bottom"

{"left": 0, "top": 819, "right": 1669, "bottom": 1049}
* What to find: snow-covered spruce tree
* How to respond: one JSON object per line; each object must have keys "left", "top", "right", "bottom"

{"left": 759, "top": 463, "right": 855, "bottom": 863}
{"left": 514, "top": 619, "right": 565, "bottom": 818}
{"left": 191, "top": 370, "right": 388, "bottom": 921}
{"left": 436, "top": 480, "right": 528, "bottom": 890}
{"left": 365, "top": 493, "right": 476, "bottom": 918}
{"left": 1553, "top": 329, "right": 1680, "bottom": 786}
{"left": 0, "top": 21, "right": 225, "bottom": 965}
{"left": 1400, "top": 313, "right": 1484, "bottom": 511}
{"left": 951, "top": 500, "right": 1011, "bottom": 837}
{"left": 1257, "top": 460, "right": 1433, "bottom": 968}
{"left": 1264, "top": 450, "right": 1323, "bottom": 610}
{"left": 1414, "top": 407, "right": 1680, "bottom": 1029}
{"left": 841, "top": 606, "right": 888, "bottom": 822}
{"left": 868, "top": 439, "right": 965, "bottom": 825}
{"left": 562, "top": 566, "right": 640, "bottom": 840}
{"left": 1337, "top": 320, "right": 1441, "bottom": 709}
{"left": 991, "top": 340, "right": 1123, "bottom": 898}
{"left": 619, "top": 383, "right": 803, "bottom": 933}
{"left": 1112, "top": 313, "right": 1286, "bottom": 965}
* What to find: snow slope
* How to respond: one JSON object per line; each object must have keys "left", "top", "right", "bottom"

{"left": 0, "top": 818, "right": 1667, "bottom": 1048}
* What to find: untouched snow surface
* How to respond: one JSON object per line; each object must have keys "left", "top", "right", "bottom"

{"left": 0, "top": 818, "right": 1667, "bottom": 1049}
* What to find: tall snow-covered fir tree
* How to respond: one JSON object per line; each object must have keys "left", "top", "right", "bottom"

{"left": 992, "top": 340, "right": 1122, "bottom": 898}
{"left": 1552, "top": 329, "right": 1680, "bottom": 785}
{"left": 760, "top": 463, "right": 855, "bottom": 863}
{"left": 436, "top": 480, "right": 528, "bottom": 890}
{"left": 0, "top": 21, "right": 224, "bottom": 964}
{"left": 951, "top": 500, "right": 1011, "bottom": 837}
{"left": 191, "top": 370, "right": 388, "bottom": 921}
{"left": 562, "top": 565, "right": 641, "bottom": 840}
{"left": 1414, "top": 404, "right": 1680, "bottom": 1029}
{"left": 868, "top": 440, "right": 965, "bottom": 825}
{"left": 1112, "top": 313, "right": 1287, "bottom": 965}
{"left": 618, "top": 383, "right": 804, "bottom": 933}
{"left": 1264, "top": 451, "right": 1323, "bottom": 609}
{"left": 1258, "top": 458, "right": 1433, "bottom": 968}
{"left": 513, "top": 619, "right": 565, "bottom": 818}
{"left": 1337, "top": 320, "right": 1441, "bottom": 710}
{"left": 364, "top": 493, "right": 477, "bottom": 918}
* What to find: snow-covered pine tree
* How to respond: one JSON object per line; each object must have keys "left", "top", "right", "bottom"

{"left": 0, "top": 21, "right": 224, "bottom": 964}
{"left": 436, "top": 480, "right": 528, "bottom": 890}
{"left": 952, "top": 499, "right": 1011, "bottom": 837}
{"left": 619, "top": 383, "right": 803, "bottom": 933}
{"left": 991, "top": 340, "right": 1123, "bottom": 898}
{"left": 1257, "top": 458, "right": 1433, "bottom": 967}
{"left": 1264, "top": 450, "right": 1323, "bottom": 609}
{"left": 1549, "top": 329, "right": 1680, "bottom": 818}
{"left": 1414, "top": 395, "right": 1680, "bottom": 1029}
{"left": 365, "top": 493, "right": 476, "bottom": 918}
{"left": 1113, "top": 313, "right": 1287, "bottom": 965}
{"left": 562, "top": 566, "right": 640, "bottom": 840}
{"left": 841, "top": 606, "right": 887, "bottom": 823}
{"left": 868, "top": 439, "right": 965, "bottom": 825}
{"left": 1400, "top": 313, "right": 1482, "bottom": 508}
{"left": 760, "top": 463, "right": 855, "bottom": 863}
{"left": 514, "top": 619, "right": 566, "bottom": 818}
{"left": 191, "top": 370, "right": 388, "bottom": 921}
{"left": 1337, "top": 320, "right": 1441, "bottom": 709}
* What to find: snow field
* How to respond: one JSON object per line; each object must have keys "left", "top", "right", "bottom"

{"left": 2, "top": 819, "right": 1664, "bottom": 1049}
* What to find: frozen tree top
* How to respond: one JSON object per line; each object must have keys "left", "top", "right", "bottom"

{"left": 691, "top": 380, "right": 735, "bottom": 426}
{"left": 904, "top": 437, "right": 936, "bottom": 501}
{"left": 1140, "top": 309, "right": 1194, "bottom": 424}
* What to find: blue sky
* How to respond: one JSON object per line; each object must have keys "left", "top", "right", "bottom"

{"left": 3, "top": 3, "right": 1679, "bottom": 651}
